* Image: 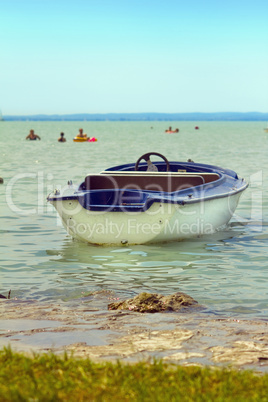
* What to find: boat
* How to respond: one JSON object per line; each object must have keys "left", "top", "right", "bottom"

{"left": 47, "top": 152, "right": 248, "bottom": 246}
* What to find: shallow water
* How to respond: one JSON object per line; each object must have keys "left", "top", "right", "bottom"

{"left": 1, "top": 121, "right": 268, "bottom": 318}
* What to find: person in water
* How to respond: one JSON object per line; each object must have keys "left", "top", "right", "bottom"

{"left": 58, "top": 132, "right": 66, "bottom": 142}
{"left": 26, "top": 129, "right": 41, "bottom": 140}
{"left": 165, "top": 127, "right": 179, "bottom": 133}
{"left": 165, "top": 126, "right": 172, "bottom": 132}
{"left": 77, "top": 128, "right": 87, "bottom": 138}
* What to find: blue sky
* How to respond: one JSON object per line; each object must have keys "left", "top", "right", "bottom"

{"left": 1, "top": 0, "right": 268, "bottom": 115}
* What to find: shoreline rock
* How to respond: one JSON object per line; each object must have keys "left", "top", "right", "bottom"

{"left": 108, "top": 292, "right": 200, "bottom": 313}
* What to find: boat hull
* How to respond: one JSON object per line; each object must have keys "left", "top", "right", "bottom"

{"left": 50, "top": 192, "right": 242, "bottom": 245}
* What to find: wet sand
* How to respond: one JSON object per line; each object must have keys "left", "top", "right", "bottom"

{"left": 1, "top": 292, "right": 268, "bottom": 372}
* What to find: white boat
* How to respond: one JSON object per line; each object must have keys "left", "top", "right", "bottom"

{"left": 47, "top": 152, "right": 248, "bottom": 245}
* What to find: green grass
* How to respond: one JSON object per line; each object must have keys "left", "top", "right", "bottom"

{"left": 0, "top": 347, "right": 268, "bottom": 401}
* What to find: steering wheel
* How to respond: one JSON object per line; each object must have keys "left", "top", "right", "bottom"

{"left": 135, "top": 152, "right": 170, "bottom": 172}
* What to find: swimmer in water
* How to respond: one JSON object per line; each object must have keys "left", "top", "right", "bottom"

{"left": 26, "top": 129, "right": 41, "bottom": 140}
{"left": 58, "top": 132, "right": 66, "bottom": 142}
{"left": 77, "top": 128, "right": 87, "bottom": 138}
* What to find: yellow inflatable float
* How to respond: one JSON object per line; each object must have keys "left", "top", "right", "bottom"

{"left": 73, "top": 136, "right": 88, "bottom": 142}
{"left": 73, "top": 136, "right": 97, "bottom": 142}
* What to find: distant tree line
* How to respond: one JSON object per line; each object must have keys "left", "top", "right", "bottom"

{"left": 3, "top": 112, "right": 268, "bottom": 121}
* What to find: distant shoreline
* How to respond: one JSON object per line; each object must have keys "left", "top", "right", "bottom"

{"left": 2, "top": 112, "right": 268, "bottom": 122}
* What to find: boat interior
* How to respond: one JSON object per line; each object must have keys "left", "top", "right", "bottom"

{"left": 79, "top": 154, "right": 221, "bottom": 197}
{"left": 79, "top": 171, "right": 220, "bottom": 193}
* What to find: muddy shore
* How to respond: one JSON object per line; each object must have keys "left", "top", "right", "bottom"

{"left": 1, "top": 291, "right": 268, "bottom": 372}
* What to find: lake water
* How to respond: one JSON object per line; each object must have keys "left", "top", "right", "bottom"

{"left": 1, "top": 121, "right": 268, "bottom": 318}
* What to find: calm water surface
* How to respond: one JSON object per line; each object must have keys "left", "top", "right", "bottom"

{"left": 1, "top": 121, "right": 268, "bottom": 318}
